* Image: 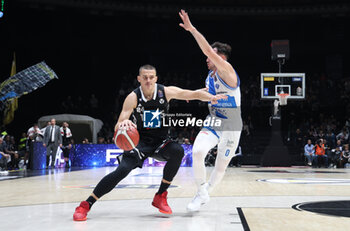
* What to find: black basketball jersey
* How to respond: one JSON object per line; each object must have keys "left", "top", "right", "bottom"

{"left": 131, "top": 84, "right": 169, "bottom": 142}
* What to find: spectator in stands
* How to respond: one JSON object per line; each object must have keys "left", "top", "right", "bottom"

{"left": 27, "top": 123, "right": 42, "bottom": 142}
{"left": 0, "top": 137, "right": 11, "bottom": 171}
{"left": 323, "top": 139, "right": 332, "bottom": 166}
{"left": 294, "top": 128, "right": 304, "bottom": 147}
{"left": 336, "top": 128, "right": 349, "bottom": 144}
{"left": 325, "top": 130, "right": 336, "bottom": 148}
{"left": 340, "top": 144, "right": 350, "bottom": 168}
{"left": 106, "top": 137, "right": 113, "bottom": 144}
{"left": 330, "top": 146, "right": 342, "bottom": 168}
{"left": 176, "top": 133, "right": 185, "bottom": 144}
{"left": 304, "top": 129, "right": 314, "bottom": 143}
{"left": 4, "top": 135, "right": 19, "bottom": 169}
{"left": 318, "top": 130, "right": 325, "bottom": 140}
{"left": 60, "top": 122, "right": 73, "bottom": 168}
{"left": 10, "top": 136, "right": 16, "bottom": 147}
{"left": 26, "top": 124, "right": 40, "bottom": 169}
{"left": 18, "top": 132, "right": 27, "bottom": 153}
{"left": 314, "top": 139, "right": 328, "bottom": 168}
{"left": 345, "top": 117, "right": 350, "bottom": 129}
{"left": 304, "top": 139, "right": 315, "bottom": 166}
{"left": 311, "top": 127, "right": 319, "bottom": 142}
{"left": 293, "top": 128, "right": 304, "bottom": 157}
{"left": 205, "top": 147, "right": 217, "bottom": 167}
{"left": 82, "top": 138, "right": 90, "bottom": 144}
{"left": 183, "top": 138, "right": 191, "bottom": 145}
{"left": 97, "top": 137, "right": 106, "bottom": 144}
{"left": 336, "top": 139, "right": 343, "bottom": 151}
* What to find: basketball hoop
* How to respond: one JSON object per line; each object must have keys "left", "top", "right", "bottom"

{"left": 278, "top": 93, "right": 289, "bottom": 106}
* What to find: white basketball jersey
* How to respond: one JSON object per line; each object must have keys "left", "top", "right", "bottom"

{"left": 205, "top": 70, "right": 242, "bottom": 131}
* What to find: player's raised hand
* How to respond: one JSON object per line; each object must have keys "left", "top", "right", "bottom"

{"left": 210, "top": 94, "right": 228, "bottom": 105}
{"left": 179, "top": 9, "right": 196, "bottom": 32}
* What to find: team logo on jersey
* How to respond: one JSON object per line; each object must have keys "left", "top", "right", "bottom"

{"left": 159, "top": 98, "right": 164, "bottom": 104}
{"left": 143, "top": 109, "right": 162, "bottom": 128}
{"left": 158, "top": 90, "right": 164, "bottom": 98}
{"left": 215, "top": 83, "right": 220, "bottom": 89}
{"left": 136, "top": 104, "right": 143, "bottom": 113}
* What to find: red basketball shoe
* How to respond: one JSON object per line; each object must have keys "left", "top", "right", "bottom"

{"left": 73, "top": 201, "right": 90, "bottom": 221}
{"left": 152, "top": 191, "right": 172, "bottom": 214}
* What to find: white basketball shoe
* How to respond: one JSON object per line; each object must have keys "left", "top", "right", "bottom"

{"left": 187, "top": 183, "right": 210, "bottom": 212}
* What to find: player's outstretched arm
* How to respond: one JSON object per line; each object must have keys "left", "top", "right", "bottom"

{"left": 115, "top": 92, "right": 137, "bottom": 131}
{"left": 165, "top": 86, "right": 227, "bottom": 105}
{"left": 179, "top": 9, "right": 238, "bottom": 88}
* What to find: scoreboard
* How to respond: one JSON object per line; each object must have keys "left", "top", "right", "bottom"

{"left": 260, "top": 73, "right": 305, "bottom": 99}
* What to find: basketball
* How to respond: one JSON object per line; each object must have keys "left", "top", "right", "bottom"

{"left": 113, "top": 127, "right": 139, "bottom": 151}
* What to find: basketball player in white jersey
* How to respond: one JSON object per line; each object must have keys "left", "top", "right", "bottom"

{"left": 179, "top": 9, "right": 243, "bottom": 212}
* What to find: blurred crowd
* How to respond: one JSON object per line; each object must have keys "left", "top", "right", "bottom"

{"left": 0, "top": 120, "right": 74, "bottom": 172}
{"left": 290, "top": 115, "right": 350, "bottom": 168}
{"left": 2, "top": 71, "right": 349, "bottom": 170}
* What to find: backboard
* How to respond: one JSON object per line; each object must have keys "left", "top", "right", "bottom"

{"left": 261, "top": 73, "right": 305, "bottom": 99}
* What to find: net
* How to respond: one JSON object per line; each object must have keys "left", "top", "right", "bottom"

{"left": 278, "top": 93, "right": 289, "bottom": 106}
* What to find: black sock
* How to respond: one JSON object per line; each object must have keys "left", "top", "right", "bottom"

{"left": 86, "top": 196, "right": 96, "bottom": 209}
{"left": 157, "top": 181, "right": 170, "bottom": 195}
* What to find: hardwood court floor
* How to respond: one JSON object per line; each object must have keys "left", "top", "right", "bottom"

{"left": 1, "top": 166, "right": 350, "bottom": 231}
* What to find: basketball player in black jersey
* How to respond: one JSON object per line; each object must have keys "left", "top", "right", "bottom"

{"left": 73, "top": 64, "right": 226, "bottom": 221}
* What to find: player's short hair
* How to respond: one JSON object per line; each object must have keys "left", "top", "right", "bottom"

{"left": 139, "top": 64, "right": 156, "bottom": 75}
{"left": 211, "top": 42, "right": 231, "bottom": 60}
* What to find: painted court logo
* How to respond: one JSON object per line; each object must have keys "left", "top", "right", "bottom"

{"left": 143, "top": 109, "right": 162, "bottom": 128}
